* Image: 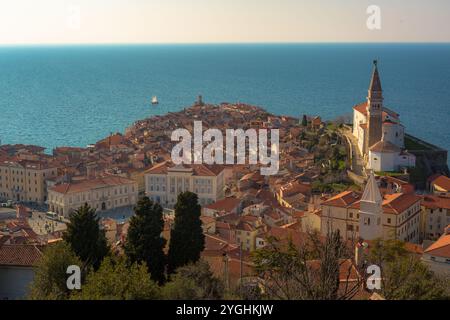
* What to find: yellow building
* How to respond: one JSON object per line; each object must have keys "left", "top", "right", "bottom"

{"left": 144, "top": 161, "right": 225, "bottom": 208}
{"left": 236, "top": 221, "right": 260, "bottom": 251}
{"left": 0, "top": 159, "right": 58, "bottom": 204}
{"left": 420, "top": 195, "right": 450, "bottom": 241}
{"left": 275, "top": 180, "right": 311, "bottom": 210}
{"left": 126, "top": 168, "right": 149, "bottom": 199}
{"left": 47, "top": 175, "right": 138, "bottom": 217}
{"left": 321, "top": 175, "right": 421, "bottom": 243}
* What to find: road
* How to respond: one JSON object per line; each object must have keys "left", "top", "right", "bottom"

{"left": 340, "top": 127, "right": 366, "bottom": 178}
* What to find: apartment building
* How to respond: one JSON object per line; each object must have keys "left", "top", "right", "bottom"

{"left": 429, "top": 175, "right": 450, "bottom": 197}
{"left": 0, "top": 159, "right": 58, "bottom": 204}
{"left": 144, "top": 161, "right": 225, "bottom": 208}
{"left": 422, "top": 225, "right": 450, "bottom": 277}
{"left": 47, "top": 175, "right": 138, "bottom": 217}
{"left": 321, "top": 173, "right": 421, "bottom": 243}
{"left": 421, "top": 195, "right": 450, "bottom": 241}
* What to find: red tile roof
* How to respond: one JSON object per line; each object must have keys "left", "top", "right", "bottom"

{"left": 145, "top": 160, "right": 225, "bottom": 177}
{"left": 424, "top": 230, "right": 450, "bottom": 258}
{"left": 0, "top": 244, "right": 43, "bottom": 267}
{"left": 202, "top": 234, "right": 237, "bottom": 256}
{"left": 431, "top": 175, "right": 450, "bottom": 192}
{"left": 353, "top": 102, "right": 399, "bottom": 120}
{"left": 421, "top": 195, "right": 450, "bottom": 210}
{"left": 204, "top": 197, "right": 241, "bottom": 212}
{"left": 369, "top": 140, "right": 401, "bottom": 153}
{"left": 322, "top": 191, "right": 361, "bottom": 208}
{"left": 382, "top": 193, "right": 421, "bottom": 215}
{"left": 49, "top": 175, "right": 136, "bottom": 195}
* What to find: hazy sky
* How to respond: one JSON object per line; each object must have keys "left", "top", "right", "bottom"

{"left": 1, "top": 0, "right": 449, "bottom": 45}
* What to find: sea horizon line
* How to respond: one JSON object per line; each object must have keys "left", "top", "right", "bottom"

{"left": 1, "top": 41, "right": 450, "bottom": 48}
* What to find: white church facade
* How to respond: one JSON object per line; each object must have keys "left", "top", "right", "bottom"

{"left": 352, "top": 61, "right": 416, "bottom": 172}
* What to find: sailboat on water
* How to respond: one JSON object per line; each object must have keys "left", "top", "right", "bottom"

{"left": 151, "top": 96, "right": 159, "bottom": 105}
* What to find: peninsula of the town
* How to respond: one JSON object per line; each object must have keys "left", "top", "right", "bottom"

{"left": 1, "top": 61, "right": 449, "bottom": 300}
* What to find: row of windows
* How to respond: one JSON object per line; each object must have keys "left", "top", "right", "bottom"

{"left": 0, "top": 184, "right": 39, "bottom": 193}
{"left": 0, "top": 177, "right": 40, "bottom": 184}
{"left": 0, "top": 169, "right": 56, "bottom": 177}
{"left": 50, "top": 186, "right": 136, "bottom": 204}
{"left": 429, "top": 208, "right": 448, "bottom": 214}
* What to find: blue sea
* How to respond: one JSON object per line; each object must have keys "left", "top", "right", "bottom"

{"left": 0, "top": 44, "right": 449, "bottom": 159}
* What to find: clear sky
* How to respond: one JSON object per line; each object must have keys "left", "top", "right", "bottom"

{"left": 1, "top": 0, "right": 450, "bottom": 45}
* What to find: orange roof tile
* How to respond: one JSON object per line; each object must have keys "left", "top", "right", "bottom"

{"left": 421, "top": 195, "right": 450, "bottom": 210}
{"left": 424, "top": 231, "right": 450, "bottom": 258}
{"left": 204, "top": 197, "right": 241, "bottom": 212}
{"left": 0, "top": 244, "right": 43, "bottom": 267}
{"left": 431, "top": 175, "right": 450, "bottom": 192}
{"left": 382, "top": 193, "right": 421, "bottom": 214}
{"left": 322, "top": 191, "right": 361, "bottom": 208}
{"left": 50, "top": 175, "right": 135, "bottom": 195}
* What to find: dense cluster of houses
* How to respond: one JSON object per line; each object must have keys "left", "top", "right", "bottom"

{"left": 1, "top": 102, "right": 449, "bottom": 299}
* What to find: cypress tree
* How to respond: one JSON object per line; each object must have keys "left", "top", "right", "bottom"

{"left": 168, "top": 191, "right": 204, "bottom": 274}
{"left": 63, "top": 203, "right": 109, "bottom": 270}
{"left": 125, "top": 197, "right": 166, "bottom": 284}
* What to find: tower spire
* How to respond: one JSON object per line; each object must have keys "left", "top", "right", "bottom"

{"left": 361, "top": 171, "right": 382, "bottom": 204}
{"left": 365, "top": 60, "right": 384, "bottom": 154}
{"left": 369, "top": 59, "right": 382, "bottom": 93}
{"left": 359, "top": 171, "right": 383, "bottom": 240}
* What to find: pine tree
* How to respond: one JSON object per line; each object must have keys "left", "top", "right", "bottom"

{"left": 63, "top": 203, "right": 109, "bottom": 269}
{"left": 168, "top": 191, "right": 205, "bottom": 274}
{"left": 125, "top": 197, "right": 166, "bottom": 284}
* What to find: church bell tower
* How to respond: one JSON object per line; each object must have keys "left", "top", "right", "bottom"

{"left": 365, "top": 60, "right": 383, "bottom": 154}
{"left": 359, "top": 172, "right": 383, "bottom": 240}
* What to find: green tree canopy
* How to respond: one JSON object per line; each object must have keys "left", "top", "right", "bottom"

{"left": 125, "top": 197, "right": 166, "bottom": 284}
{"left": 29, "top": 241, "right": 81, "bottom": 300}
{"left": 168, "top": 191, "right": 205, "bottom": 274}
{"left": 162, "top": 260, "right": 224, "bottom": 300}
{"left": 63, "top": 203, "right": 109, "bottom": 269}
{"left": 368, "top": 239, "right": 449, "bottom": 300}
{"left": 71, "top": 256, "right": 160, "bottom": 300}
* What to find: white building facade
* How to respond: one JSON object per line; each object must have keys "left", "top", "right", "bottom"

{"left": 145, "top": 161, "right": 225, "bottom": 208}
{"left": 352, "top": 61, "right": 415, "bottom": 172}
{"left": 48, "top": 175, "right": 138, "bottom": 217}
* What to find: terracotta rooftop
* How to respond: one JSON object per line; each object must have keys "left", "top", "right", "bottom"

{"left": 369, "top": 139, "right": 401, "bottom": 153}
{"left": 204, "top": 197, "right": 241, "bottom": 212}
{"left": 421, "top": 195, "right": 450, "bottom": 210}
{"left": 424, "top": 229, "right": 450, "bottom": 258}
{"left": 322, "top": 191, "right": 361, "bottom": 208}
{"left": 353, "top": 102, "right": 399, "bottom": 120}
{"left": 430, "top": 175, "right": 450, "bottom": 192}
{"left": 145, "top": 160, "right": 225, "bottom": 177}
{"left": 202, "top": 234, "right": 237, "bottom": 256}
{"left": 49, "top": 175, "right": 136, "bottom": 195}
{"left": 382, "top": 193, "right": 421, "bottom": 215}
{"left": 0, "top": 244, "right": 43, "bottom": 267}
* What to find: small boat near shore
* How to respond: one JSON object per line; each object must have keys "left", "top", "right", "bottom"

{"left": 151, "top": 96, "right": 159, "bottom": 105}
